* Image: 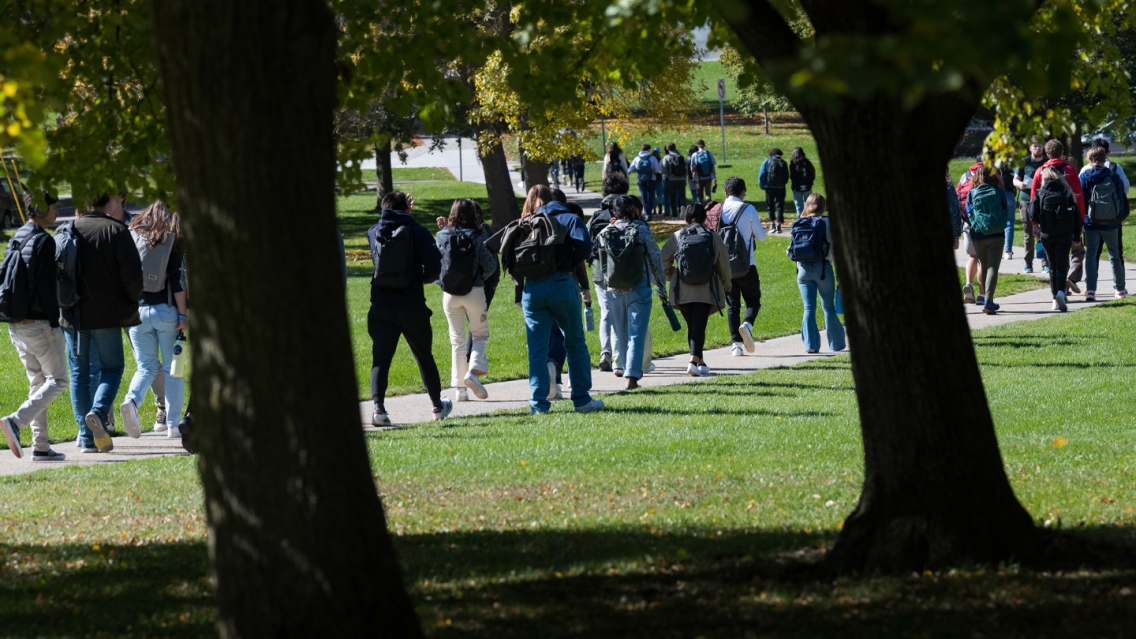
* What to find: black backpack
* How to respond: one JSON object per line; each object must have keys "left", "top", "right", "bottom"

{"left": 664, "top": 153, "right": 686, "bottom": 179}
{"left": 54, "top": 221, "right": 82, "bottom": 310}
{"left": 0, "top": 235, "right": 31, "bottom": 323}
{"left": 511, "top": 214, "right": 558, "bottom": 279}
{"left": 675, "top": 226, "right": 715, "bottom": 285}
{"left": 599, "top": 222, "right": 645, "bottom": 289}
{"left": 370, "top": 224, "right": 415, "bottom": 289}
{"left": 767, "top": 156, "right": 789, "bottom": 188}
{"left": 439, "top": 231, "right": 478, "bottom": 296}
{"left": 1037, "top": 184, "right": 1077, "bottom": 235}
{"left": 718, "top": 207, "right": 752, "bottom": 279}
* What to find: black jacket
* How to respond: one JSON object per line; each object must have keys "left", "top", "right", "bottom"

{"left": 11, "top": 221, "right": 59, "bottom": 327}
{"left": 367, "top": 210, "right": 441, "bottom": 308}
{"left": 60, "top": 213, "right": 144, "bottom": 331}
{"left": 790, "top": 159, "right": 816, "bottom": 192}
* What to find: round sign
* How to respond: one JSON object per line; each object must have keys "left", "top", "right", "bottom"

{"left": 717, "top": 79, "right": 726, "bottom": 100}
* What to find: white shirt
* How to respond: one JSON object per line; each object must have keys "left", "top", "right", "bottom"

{"left": 720, "top": 196, "right": 766, "bottom": 267}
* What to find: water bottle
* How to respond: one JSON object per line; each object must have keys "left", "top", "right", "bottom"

{"left": 584, "top": 303, "right": 595, "bottom": 332}
{"left": 169, "top": 331, "right": 189, "bottom": 378}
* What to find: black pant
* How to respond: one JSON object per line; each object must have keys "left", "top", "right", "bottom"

{"left": 766, "top": 188, "right": 787, "bottom": 224}
{"left": 726, "top": 265, "right": 762, "bottom": 343}
{"left": 679, "top": 303, "right": 712, "bottom": 359}
{"left": 368, "top": 304, "right": 443, "bottom": 409}
{"left": 1040, "top": 233, "right": 1073, "bottom": 298}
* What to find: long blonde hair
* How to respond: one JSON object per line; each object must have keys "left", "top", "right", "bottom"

{"left": 521, "top": 185, "right": 554, "bottom": 218}
{"left": 129, "top": 200, "right": 181, "bottom": 248}
{"left": 802, "top": 193, "right": 827, "bottom": 218}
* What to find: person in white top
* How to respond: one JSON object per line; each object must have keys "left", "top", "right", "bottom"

{"left": 719, "top": 177, "right": 767, "bottom": 357}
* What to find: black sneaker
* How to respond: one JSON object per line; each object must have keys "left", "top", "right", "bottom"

{"left": 599, "top": 352, "right": 613, "bottom": 372}
{"left": 2, "top": 417, "right": 22, "bottom": 459}
{"left": 32, "top": 448, "right": 66, "bottom": 462}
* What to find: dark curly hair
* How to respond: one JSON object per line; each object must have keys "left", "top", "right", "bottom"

{"left": 724, "top": 176, "right": 746, "bottom": 197}
{"left": 612, "top": 194, "right": 642, "bottom": 221}
{"left": 602, "top": 171, "right": 630, "bottom": 197}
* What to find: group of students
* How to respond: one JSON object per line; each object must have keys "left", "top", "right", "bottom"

{"left": 953, "top": 137, "right": 1129, "bottom": 315}
{"left": 366, "top": 165, "right": 844, "bottom": 422}
{"left": 1, "top": 194, "right": 189, "bottom": 460}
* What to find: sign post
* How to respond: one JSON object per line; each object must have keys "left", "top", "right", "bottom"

{"left": 717, "top": 79, "right": 727, "bottom": 162}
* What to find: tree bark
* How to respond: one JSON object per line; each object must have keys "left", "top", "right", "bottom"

{"left": 375, "top": 136, "right": 394, "bottom": 206}
{"left": 763, "top": 105, "right": 771, "bottom": 136}
{"left": 150, "top": 1, "right": 422, "bottom": 636}
{"left": 522, "top": 153, "right": 549, "bottom": 191}
{"left": 479, "top": 136, "right": 520, "bottom": 227}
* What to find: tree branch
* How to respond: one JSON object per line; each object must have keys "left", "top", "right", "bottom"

{"left": 713, "top": 0, "right": 803, "bottom": 68}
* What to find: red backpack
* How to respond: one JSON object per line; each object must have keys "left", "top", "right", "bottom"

{"left": 703, "top": 200, "right": 724, "bottom": 232}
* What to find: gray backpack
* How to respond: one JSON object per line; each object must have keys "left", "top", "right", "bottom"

{"left": 1088, "top": 177, "right": 1120, "bottom": 224}
{"left": 131, "top": 230, "right": 175, "bottom": 294}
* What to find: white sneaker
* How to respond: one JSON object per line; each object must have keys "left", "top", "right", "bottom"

{"left": 1055, "top": 290, "right": 1068, "bottom": 312}
{"left": 962, "top": 283, "right": 975, "bottom": 305}
{"left": 731, "top": 344, "right": 744, "bottom": 357}
{"left": 454, "top": 388, "right": 469, "bottom": 402}
{"left": 464, "top": 372, "right": 488, "bottom": 399}
{"left": 550, "top": 384, "right": 563, "bottom": 400}
{"left": 1051, "top": 299, "right": 1060, "bottom": 312}
{"left": 119, "top": 400, "right": 142, "bottom": 438}
{"left": 687, "top": 362, "right": 701, "bottom": 377}
{"left": 740, "top": 322, "right": 756, "bottom": 352}
{"left": 644, "top": 363, "right": 656, "bottom": 375}
{"left": 1004, "top": 250, "right": 1013, "bottom": 260}
{"left": 547, "top": 362, "right": 559, "bottom": 400}
{"left": 698, "top": 364, "right": 710, "bottom": 376}
{"left": 166, "top": 425, "right": 182, "bottom": 438}
{"left": 153, "top": 421, "right": 169, "bottom": 433}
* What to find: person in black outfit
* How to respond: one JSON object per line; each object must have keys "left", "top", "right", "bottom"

{"left": 367, "top": 191, "right": 450, "bottom": 425}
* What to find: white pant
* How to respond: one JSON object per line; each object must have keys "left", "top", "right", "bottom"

{"left": 8, "top": 321, "right": 68, "bottom": 452}
{"left": 443, "top": 287, "right": 490, "bottom": 387}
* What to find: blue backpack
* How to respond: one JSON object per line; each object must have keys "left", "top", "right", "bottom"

{"left": 636, "top": 155, "right": 655, "bottom": 186}
{"left": 694, "top": 149, "right": 713, "bottom": 178}
{"left": 789, "top": 217, "right": 830, "bottom": 266}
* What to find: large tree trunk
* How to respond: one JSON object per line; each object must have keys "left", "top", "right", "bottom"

{"left": 479, "top": 136, "right": 520, "bottom": 227}
{"left": 375, "top": 136, "right": 394, "bottom": 206}
{"left": 151, "top": 1, "right": 422, "bottom": 636}
{"left": 802, "top": 95, "right": 1038, "bottom": 572}
{"left": 522, "top": 151, "right": 549, "bottom": 191}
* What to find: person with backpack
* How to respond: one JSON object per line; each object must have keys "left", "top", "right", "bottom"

{"left": 626, "top": 143, "right": 662, "bottom": 222}
{"left": 661, "top": 142, "right": 689, "bottom": 218}
{"left": 1080, "top": 137, "right": 1130, "bottom": 270}
{"left": 1014, "top": 137, "right": 1048, "bottom": 273}
{"left": 1, "top": 194, "right": 67, "bottom": 460}
{"left": 118, "top": 201, "right": 188, "bottom": 440}
{"left": 788, "top": 147, "right": 816, "bottom": 217}
{"left": 957, "top": 160, "right": 985, "bottom": 304}
{"left": 367, "top": 190, "right": 451, "bottom": 425}
{"left": 1030, "top": 167, "right": 1082, "bottom": 311}
{"left": 488, "top": 185, "right": 603, "bottom": 414}
{"left": 690, "top": 140, "right": 717, "bottom": 203}
{"left": 788, "top": 194, "right": 845, "bottom": 353}
{"left": 59, "top": 193, "right": 144, "bottom": 453}
{"left": 686, "top": 145, "right": 703, "bottom": 204}
{"left": 571, "top": 154, "right": 586, "bottom": 193}
{"left": 1031, "top": 140, "right": 1087, "bottom": 297}
{"left": 758, "top": 148, "right": 790, "bottom": 233}
{"left": 588, "top": 172, "right": 629, "bottom": 372}
{"left": 661, "top": 203, "right": 733, "bottom": 376}
{"left": 966, "top": 166, "right": 1011, "bottom": 315}
{"left": 602, "top": 142, "right": 628, "bottom": 181}
{"left": 1080, "top": 146, "right": 1129, "bottom": 300}
{"left": 598, "top": 195, "right": 667, "bottom": 389}
{"left": 546, "top": 188, "right": 597, "bottom": 400}
{"left": 946, "top": 168, "right": 963, "bottom": 249}
{"left": 652, "top": 147, "right": 666, "bottom": 218}
{"left": 999, "top": 165, "right": 1018, "bottom": 260}
{"left": 434, "top": 198, "right": 499, "bottom": 403}
{"left": 718, "top": 177, "right": 767, "bottom": 357}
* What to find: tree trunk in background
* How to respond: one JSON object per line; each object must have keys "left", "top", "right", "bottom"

{"left": 1066, "top": 123, "right": 1084, "bottom": 169}
{"left": 522, "top": 153, "right": 549, "bottom": 191}
{"left": 763, "top": 106, "right": 771, "bottom": 136}
{"left": 151, "top": 1, "right": 422, "bottom": 636}
{"left": 375, "top": 136, "right": 394, "bottom": 207}
{"left": 799, "top": 95, "right": 1038, "bottom": 572}
{"left": 480, "top": 137, "right": 520, "bottom": 227}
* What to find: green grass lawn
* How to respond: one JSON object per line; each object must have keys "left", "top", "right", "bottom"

{"left": 0, "top": 300, "right": 1133, "bottom": 636}
{"left": 690, "top": 59, "right": 737, "bottom": 109}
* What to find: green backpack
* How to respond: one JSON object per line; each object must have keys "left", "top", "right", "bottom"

{"left": 599, "top": 222, "right": 645, "bottom": 289}
{"left": 969, "top": 184, "right": 1006, "bottom": 236}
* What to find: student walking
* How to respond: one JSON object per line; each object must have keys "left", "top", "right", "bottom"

{"left": 758, "top": 148, "right": 790, "bottom": 233}
{"left": 690, "top": 140, "right": 717, "bottom": 203}
{"left": 435, "top": 199, "right": 499, "bottom": 403}
{"left": 652, "top": 147, "right": 666, "bottom": 218}
{"left": 597, "top": 195, "right": 667, "bottom": 390}
{"left": 946, "top": 168, "right": 963, "bottom": 249}
{"left": 1, "top": 195, "right": 67, "bottom": 460}
{"left": 588, "top": 172, "right": 630, "bottom": 371}
{"left": 1029, "top": 167, "right": 1082, "bottom": 311}
{"left": 788, "top": 194, "right": 845, "bottom": 353}
{"left": 490, "top": 185, "right": 602, "bottom": 414}
{"left": 718, "top": 177, "right": 766, "bottom": 357}
{"left": 547, "top": 188, "right": 596, "bottom": 400}
{"left": 1080, "top": 146, "right": 1130, "bottom": 299}
{"left": 627, "top": 143, "right": 662, "bottom": 221}
{"left": 1031, "top": 140, "right": 1087, "bottom": 296}
{"left": 368, "top": 190, "right": 451, "bottom": 425}
{"left": 661, "top": 203, "right": 733, "bottom": 377}
{"left": 602, "top": 142, "right": 628, "bottom": 181}
{"left": 571, "top": 154, "right": 586, "bottom": 192}
{"left": 789, "top": 147, "right": 816, "bottom": 217}
{"left": 1081, "top": 137, "right": 1130, "bottom": 266}
{"left": 119, "top": 202, "right": 188, "bottom": 440}
{"left": 661, "top": 142, "right": 688, "bottom": 218}
{"left": 686, "top": 145, "right": 703, "bottom": 204}
{"left": 958, "top": 160, "right": 985, "bottom": 304}
{"left": 1014, "top": 137, "right": 1048, "bottom": 273}
{"left": 967, "top": 166, "right": 1012, "bottom": 315}
{"left": 60, "top": 193, "right": 144, "bottom": 453}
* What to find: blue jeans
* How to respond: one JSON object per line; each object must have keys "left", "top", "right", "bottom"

{"left": 548, "top": 320, "right": 565, "bottom": 384}
{"left": 126, "top": 305, "right": 185, "bottom": 428}
{"left": 797, "top": 262, "right": 846, "bottom": 353}
{"left": 1085, "top": 228, "right": 1126, "bottom": 292}
{"left": 689, "top": 179, "right": 701, "bottom": 204}
{"left": 63, "top": 327, "right": 126, "bottom": 448}
{"left": 609, "top": 279, "right": 653, "bottom": 379}
{"left": 638, "top": 180, "right": 657, "bottom": 218}
{"left": 1004, "top": 215, "right": 1015, "bottom": 252}
{"left": 793, "top": 190, "right": 811, "bottom": 216}
{"left": 522, "top": 273, "right": 594, "bottom": 412}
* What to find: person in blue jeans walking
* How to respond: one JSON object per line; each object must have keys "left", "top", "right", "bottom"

{"left": 1080, "top": 146, "right": 1130, "bottom": 300}
{"left": 597, "top": 195, "right": 668, "bottom": 390}
{"left": 627, "top": 143, "right": 661, "bottom": 221}
{"left": 492, "top": 186, "right": 603, "bottom": 414}
{"left": 120, "top": 201, "right": 189, "bottom": 440}
{"left": 789, "top": 194, "right": 845, "bottom": 354}
{"left": 61, "top": 193, "right": 144, "bottom": 453}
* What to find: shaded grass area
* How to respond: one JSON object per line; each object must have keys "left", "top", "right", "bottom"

{"left": 0, "top": 301, "right": 1134, "bottom": 636}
